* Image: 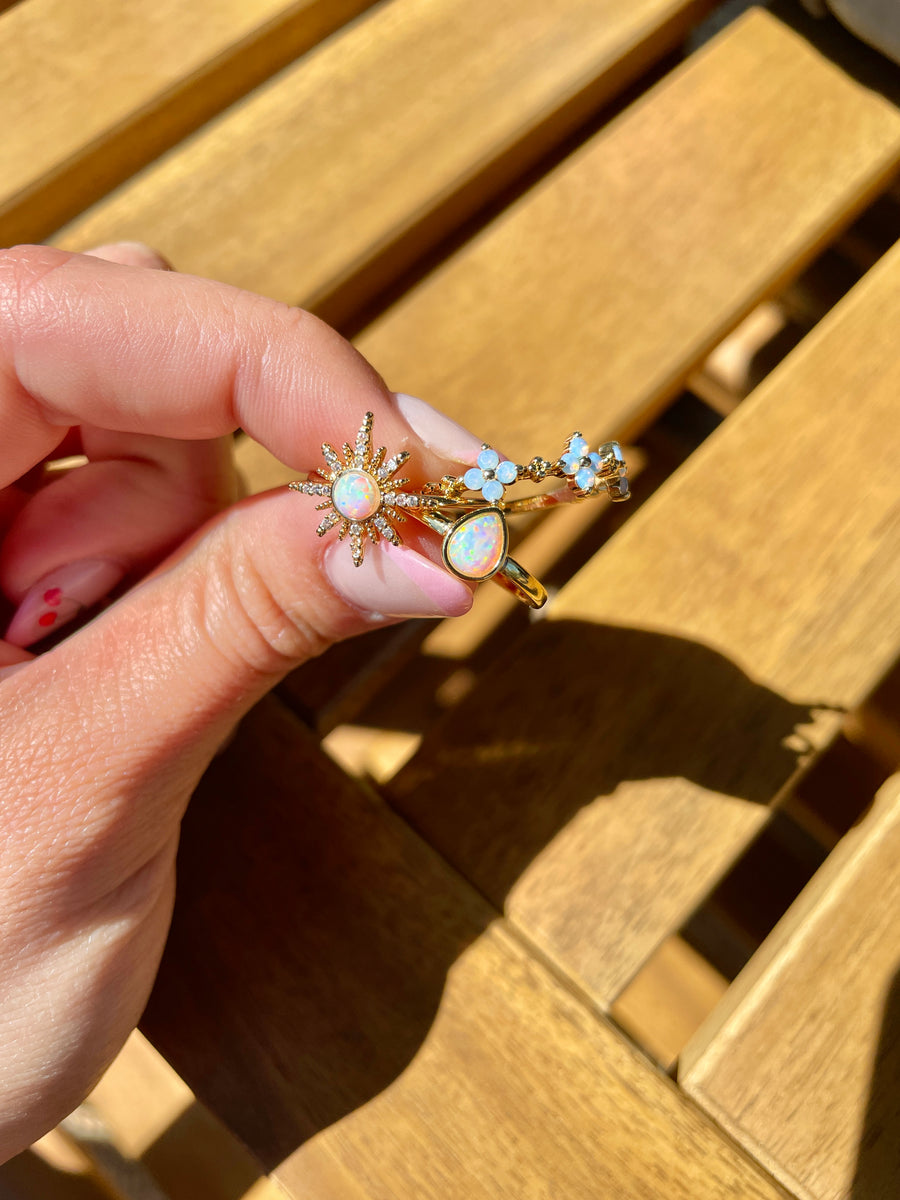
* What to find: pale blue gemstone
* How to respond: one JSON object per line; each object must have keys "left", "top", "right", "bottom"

{"left": 477, "top": 447, "right": 500, "bottom": 471}
{"left": 495, "top": 460, "right": 517, "bottom": 484}
{"left": 575, "top": 466, "right": 596, "bottom": 491}
{"left": 561, "top": 452, "right": 580, "bottom": 475}
{"left": 482, "top": 479, "right": 504, "bottom": 503}
{"left": 589, "top": 452, "right": 601, "bottom": 469}
{"left": 464, "top": 467, "right": 484, "bottom": 491}
{"left": 569, "top": 436, "right": 589, "bottom": 458}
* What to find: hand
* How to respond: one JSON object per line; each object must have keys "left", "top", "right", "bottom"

{"left": 0, "top": 243, "right": 481, "bottom": 1160}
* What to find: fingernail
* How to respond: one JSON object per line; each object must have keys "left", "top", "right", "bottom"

{"left": 325, "top": 541, "right": 473, "bottom": 620}
{"left": 5, "top": 559, "right": 125, "bottom": 648}
{"left": 393, "top": 392, "right": 485, "bottom": 465}
{"left": 0, "top": 661, "right": 29, "bottom": 682}
{"left": 83, "top": 242, "right": 171, "bottom": 270}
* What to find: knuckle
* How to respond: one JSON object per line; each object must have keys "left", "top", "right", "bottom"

{"left": 198, "top": 531, "right": 330, "bottom": 678}
{"left": 0, "top": 245, "right": 75, "bottom": 325}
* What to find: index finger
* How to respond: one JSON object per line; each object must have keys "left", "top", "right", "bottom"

{"left": 0, "top": 246, "right": 482, "bottom": 487}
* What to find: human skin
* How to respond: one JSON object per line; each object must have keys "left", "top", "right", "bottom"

{"left": 0, "top": 243, "right": 483, "bottom": 1161}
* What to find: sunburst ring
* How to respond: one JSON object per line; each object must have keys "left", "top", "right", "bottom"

{"left": 288, "top": 411, "right": 437, "bottom": 566}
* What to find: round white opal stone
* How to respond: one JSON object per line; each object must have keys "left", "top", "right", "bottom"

{"left": 445, "top": 510, "right": 505, "bottom": 579}
{"left": 332, "top": 470, "right": 381, "bottom": 520}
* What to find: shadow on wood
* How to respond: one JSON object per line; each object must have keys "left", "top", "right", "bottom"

{"left": 851, "top": 966, "right": 900, "bottom": 1197}
{"left": 137, "top": 621, "right": 826, "bottom": 1171}
{"left": 388, "top": 620, "right": 828, "bottom": 905}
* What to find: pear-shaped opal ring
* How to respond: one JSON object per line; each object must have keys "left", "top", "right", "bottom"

{"left": 289, "top": 411, "right": 630, "bottom": 610}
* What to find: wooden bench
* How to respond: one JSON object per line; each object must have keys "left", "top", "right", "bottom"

{"left": 3, "top": 2, "right": 900, "bottom": 1198}
{"left": 682, "top": 772, "right": 900, "bottom": 1199}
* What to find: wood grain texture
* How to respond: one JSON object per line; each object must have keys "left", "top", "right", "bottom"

{"left": 140, "top": 696, "right": 495, "bottom": 1169}
{"left": 386, "top": 235, "right": 900, "bottom": 1008}
{"left": 356, "top": 7, "right": 900, "bottom": 461}
{"left": 277, "top": 924, "right": 791, "bottom": 1200}
{"left": 141, "top": 697, "right": 789, "bottom": 1200}
{"left": 681, "top": 775, "right": 900, "bottom": 1200}
{"left": 54, "top": 0, "right": 715, "bottom": 325}
{"left": 0, "top": 0, "right": 378, "bottom": 245}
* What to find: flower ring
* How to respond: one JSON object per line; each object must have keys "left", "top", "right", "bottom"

{"left": 462, "top": 447, "right": 519, "bottom": 503}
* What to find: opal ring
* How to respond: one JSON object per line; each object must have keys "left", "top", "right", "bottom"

{"left": 411, "top": 505, "right": 546, "bottom": 609}
{"left": 289, "top": 411, "right": 630, "bottom": 609}
{"left": 288, "top": 411, "right": 441, "bottom": 568}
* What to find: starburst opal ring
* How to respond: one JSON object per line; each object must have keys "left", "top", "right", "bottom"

{"left": 288, "top": 411, "right": 439, "bottom": 568}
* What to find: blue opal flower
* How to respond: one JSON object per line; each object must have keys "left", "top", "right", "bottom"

{"left": 463, "top": 447, "right": 518, "bottom": 503}
{"left": 561, "top": 434, "right": 604, "bottom": 493}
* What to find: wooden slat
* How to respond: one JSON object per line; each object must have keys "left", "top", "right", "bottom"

{"left": 280, "top": 924, "right": 792, "bottom": 1200}
{"left": 386, "top": 234, "right": 900, "bottom": 1008}
{"left": 140, "top": 697, "right": 789, "bottom": 1200}
{"left": 0, "top": 0, "right": 378, "bottom": 246}
{"left": 231, "top": 7, "right": 900, "bottom": 735}
{"left": 55, "top": 0, "right": 715, "bottom": 325}
{"left": 681, "top": 774, "right": 900, "bottom": 1200}
{"left": 356, "top": 7, "right": 900, "bottom": 460}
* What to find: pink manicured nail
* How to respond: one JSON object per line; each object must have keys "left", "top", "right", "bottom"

{"left": 83, "top": 242, "right": 171, "bottom": 270}
{"left": 5, "top": 559, "right": 125, "bottom": 648}
{"left": 325, "top": 541, "right": 473, "bottom": 620}
{"left": 393, "top": 392, "right": 485, "bottom": 465}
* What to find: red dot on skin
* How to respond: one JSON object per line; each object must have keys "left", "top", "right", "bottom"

{"left": 38, "top": 611, "right": 58, "bottom": 627}
{"left": 43, "top": 588, "right": 62, "bottom": 606}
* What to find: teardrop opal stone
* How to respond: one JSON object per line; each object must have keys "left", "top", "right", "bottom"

{"left": 445, "top": 510, "right": 506, "bottom": 579}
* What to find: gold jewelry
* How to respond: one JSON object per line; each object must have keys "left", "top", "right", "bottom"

{"left": 289, "top": 412, "right": 630, "bottom": 608}
{"left": 411, "top": 505, "right": 546, "bottom": 609}
{"left": 288, "top": 412, "right": 440, "bottom": 566}
{"left": 431, "top": 433, "right": 630, "bottom": 508}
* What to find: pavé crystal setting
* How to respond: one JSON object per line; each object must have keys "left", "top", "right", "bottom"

{"left": 288, "top": 411, "right": 433, "bottom": 566}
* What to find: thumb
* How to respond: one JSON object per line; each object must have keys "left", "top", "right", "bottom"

{"left": 3, "top": 433, "right": 476, "bottom": 900}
